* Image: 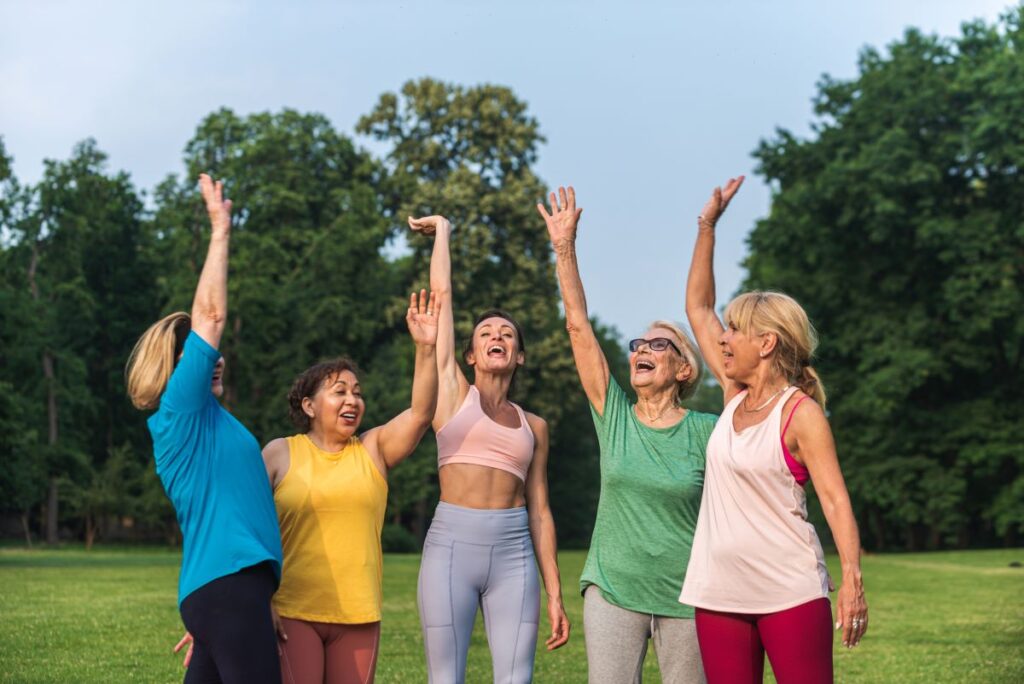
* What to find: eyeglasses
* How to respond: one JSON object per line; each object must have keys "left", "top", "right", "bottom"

{"left": 628, "top": 337, "right": 682, "bottom": 355}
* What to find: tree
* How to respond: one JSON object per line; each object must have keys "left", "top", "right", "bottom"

{"left": 747, "top": 11, "right": 1024, "bottom": 549}
{"left": 359, "top": 78, "right": 629, "bottom": 545}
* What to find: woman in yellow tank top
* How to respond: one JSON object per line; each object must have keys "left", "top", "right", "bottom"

{"left": 261, "top": 290, "right": 441, "bottom": 684}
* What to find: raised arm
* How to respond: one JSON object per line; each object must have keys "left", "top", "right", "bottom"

{"left": 524, "top": 414, "right": 570, "bottom": 651}
{"left": 408, "top": 216, "right": 469, "bottom": 428}
{"left": 787, "top": 401, "right": 868, "bottom": 649}
{"left": 365, "top": 290, "right": 440, "bottom": 469}
{"left": 537, "top": 187, "right": 612, "bottom": 415}
{"left": 685, "top": 176, "right": 744, "bottom": 401}
{"left": 191, "top": 174, "right": 232, "bottom": 349}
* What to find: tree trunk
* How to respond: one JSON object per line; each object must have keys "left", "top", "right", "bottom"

{"left": 85, "top": 514, "right": 96, "bottom": 551}
{"left": 45, "top": 476, "right": 59, "bottom": 545}
{"left": 20, "top": 511, "right": 33, "bottom": 548}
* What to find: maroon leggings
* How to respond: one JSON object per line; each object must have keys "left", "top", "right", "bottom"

{"left": 695, "top": 598, "right": 833, "bottom": 684}
{"left": 278, "top": 618, "right": 380, "bottom": 684}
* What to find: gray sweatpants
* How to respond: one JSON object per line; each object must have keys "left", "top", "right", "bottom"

{"left": 417, "top": 502, "right": 540, "bottom": 684}
{"left": 583, "top": 585, "right": 705, "bottom": 684}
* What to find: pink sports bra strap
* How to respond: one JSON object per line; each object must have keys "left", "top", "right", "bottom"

{"left": 782, "top": 395, "right": 810, "bottom": 440}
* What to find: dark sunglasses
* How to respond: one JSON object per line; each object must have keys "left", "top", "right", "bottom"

{"left": 628, "top": 337, "right": 682, "bottom": 355}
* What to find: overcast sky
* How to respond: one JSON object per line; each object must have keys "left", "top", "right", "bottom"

{"left": 0, "top": 0, "right": 1010, "bottom": 341}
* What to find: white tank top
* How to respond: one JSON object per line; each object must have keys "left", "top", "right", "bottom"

{"left": 679, "top": 386, "right": 831, "bottom": 613}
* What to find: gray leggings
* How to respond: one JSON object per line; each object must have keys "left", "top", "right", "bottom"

{"left": 417, "top": 502, "right": 540, "bottom": 684}
{"left": 583, "top": 585, "right": 705, "bottom": 684}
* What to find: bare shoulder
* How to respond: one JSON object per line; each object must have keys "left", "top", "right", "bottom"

{"left": 787, "top": 392, "right": 829, "bottom": 433}
{"left": 262, "top": 437, "right": 290, "bottom": 461}
{"left": 524, "top": 411, "right": 549, "bottom": 441}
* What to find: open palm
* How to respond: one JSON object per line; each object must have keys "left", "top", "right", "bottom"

{"left": 699, "top": 176, "right": 744, "bottom": 227}
{"left": 406, "top": 289, "right": 440, "bottom": 346}
{"left": 536, "top": 186, "right": 582, "bottom": 246}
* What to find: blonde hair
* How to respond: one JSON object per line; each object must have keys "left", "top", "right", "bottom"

{"left": 125, "top": 312, "right": 191, "bottom": 410}
{"left": 722, "top": 291, "right": 827, "bottom": 407}
{"left": 648, "top": 319, "right": 703, "bottom": 404}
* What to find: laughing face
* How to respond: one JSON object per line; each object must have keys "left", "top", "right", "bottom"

{"left": 467, "top": 316, "right": 524, "bottom": 375}
{"left": 629, "top": 326, "right": 691, "bottom": 393}
{"left": 304, "top": 369, "right": 366, "bottom": 440}
{"left": 718, "top": 321, "right": 767, "bottom": 381}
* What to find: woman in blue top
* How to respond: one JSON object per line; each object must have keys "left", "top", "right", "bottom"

{"left": 126, "top": 174, "right": 283, "bottom": 684}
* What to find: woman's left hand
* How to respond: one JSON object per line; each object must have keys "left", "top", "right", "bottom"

{"left": 544, "top": 596, "right": 571, "bottom": 650}
{"left": 835, "top": 576, "right": 868, "bottom": 648}
{"left": 406, "top": 289, "right": 439, "bottom": 347}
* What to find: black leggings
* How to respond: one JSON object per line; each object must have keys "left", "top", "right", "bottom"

{"left": 180, "top": 562, "right": 281, "bottom": 684}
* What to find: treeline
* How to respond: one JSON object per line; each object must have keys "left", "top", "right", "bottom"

{"left": 2, "top": 10, "right": 1023, "bottom": 554}
{"left": 0, "top": 80, "right": 629, "bottom": 549}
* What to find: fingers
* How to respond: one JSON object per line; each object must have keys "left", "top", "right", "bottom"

{"left": 567, "top": 186, "right": 577, "bottom": 212}
{"left": 184, "top": 644, "right": 193, "bottom": 668}
{"left": 549, "top": 191, "right": 558, "bottom": 212}
{"left": 536, "top": 203, "right": 552, "bottom": 221}
{"left": 173, "top": 632, "right": 191, "bottom": 653}
{"left": 427, "top": 290, "right": 438, "bottom": 316}
{"left": 558, "top": 186, "right": 568, "bottom": 212}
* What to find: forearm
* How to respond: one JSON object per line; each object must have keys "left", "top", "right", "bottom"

{"left": 429, "top": 226, "right": 452, "bottom": 295}
{"left": 685, "top": 223, "right": 717, "bottom": 316}
{"left": 552, "top": 240, "right": 591, "bottom": 332}
{"left": 409, "top": 342, "right": 438, "bottom": 425}
{"left": 529, "top": 509, "right": 563, "bottom": 600}
{"left": 191, "top": 232, "right": 230, "bottom": 342}
{"left": 823, "top": 494, "right": 863, "bottom": 584}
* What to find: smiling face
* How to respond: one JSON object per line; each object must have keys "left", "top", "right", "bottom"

{"left": 629, "top": 326, "right": 691, "bottom": 396}
{"left": 718, "top": 320, "right": 773, "bottom": 383}
{"left": 303, "top": 369, "right": 365, "bottom": 440}
{"left": 466, "top": 316, "right": 524, "bottom": 375}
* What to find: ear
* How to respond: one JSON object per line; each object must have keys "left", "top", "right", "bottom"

{"left": 760, "top": 332, "right": 778, "bottom": 358}
{"left": 301, "top": 396, "right": 316, "bottom": 419}
{"left": 516, "top": 350, "right": 525, "bottom": 367}
{"left": 675, "top": 360, "right": 693, "bottom": 384}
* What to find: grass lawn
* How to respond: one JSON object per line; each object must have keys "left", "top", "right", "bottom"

{"left": 0, "top": 547, "right": 1021, "bottom": 683}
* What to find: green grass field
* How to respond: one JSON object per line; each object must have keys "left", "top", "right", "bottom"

{"left": 0, "top": 547, "right": 1021, "bottom": 683}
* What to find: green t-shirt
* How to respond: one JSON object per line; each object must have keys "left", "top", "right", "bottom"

{"left": 579, "top": 375, "right": 717, "bottom": 618}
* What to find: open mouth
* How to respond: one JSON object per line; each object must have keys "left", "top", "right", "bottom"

{"left": 487, "top": 345, "right": 506, "bottom": 358}
{"left": 340, "top": 411, "right": 358, "bottom": 422}
{"left": 635, "top": 359, "right": 655, "bottom": 372}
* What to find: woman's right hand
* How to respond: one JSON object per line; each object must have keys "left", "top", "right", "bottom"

{"left": 173, "top": 631, "right": 193, "bottom": 668}
{"left": 408, "top": 215, "right": 451, "bottom": 238}
{"left": 698, "top": 176, "right": 744, "bottom": 228}
{"left": 198, "top": 173, "right": 233, "bottom": 237}
{"left": 271, "top": 606, "right": 289, "bottom": 651}
{"left": 536, "top": 186, "right": 582, "bottom": 248}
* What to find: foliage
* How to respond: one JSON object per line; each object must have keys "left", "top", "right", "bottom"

{"left": 747, "top": 10, "right": 1024, "bottom": 549}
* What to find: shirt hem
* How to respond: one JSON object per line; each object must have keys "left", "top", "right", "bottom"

{"left": 680, "top": 591, "right": 829, "bottom": 615}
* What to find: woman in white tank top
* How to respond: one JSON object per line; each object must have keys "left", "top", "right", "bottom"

{"left": 680, "top": 176, "right": 868, "bottom": 684}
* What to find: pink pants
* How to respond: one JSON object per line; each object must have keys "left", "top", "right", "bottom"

{"left": 278, "top": 617, "right": 380, "bottom": 684}
{"left": 695, "top": 598, "right": 833, "bottom": 684}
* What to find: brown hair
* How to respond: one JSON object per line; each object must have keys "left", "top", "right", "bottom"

{"left": 125, "top": 312, "right": 191, "bottom": 410}
{"left": 286, "top": 357, "right": 362, "bottom": 431}
{"left": 723, "top": 291, "right": 827, "bottom": 407}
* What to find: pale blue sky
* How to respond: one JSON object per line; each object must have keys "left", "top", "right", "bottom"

{"left": 0, "top": 0, "right": 1010, "bottom": 341}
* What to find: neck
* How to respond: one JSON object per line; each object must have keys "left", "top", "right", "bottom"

{"left": 741, "top": 368, "right": 789, "bottom": 404}
{"left": 634, "top": 386, "right": 680, "bottom": 422}
{"left": 307, "top": 426, "right": 352, "bottom": 452}
{"left": 473, "top": 371, "right": 514, "bottom": 409}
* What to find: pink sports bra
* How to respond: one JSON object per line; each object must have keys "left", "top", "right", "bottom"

{"left": 436, "top": 386, "right": 535, "bottom": 482}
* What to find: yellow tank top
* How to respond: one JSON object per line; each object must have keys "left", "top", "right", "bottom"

{"left": 272, "top": 433, "right": 388, "bottom": 623}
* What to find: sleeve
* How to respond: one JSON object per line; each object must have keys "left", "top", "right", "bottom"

{"left": 160, "top": 331, "right": 221, "bottom": 413}
{"left": 589, "top": 373, "right": 628, "bottom": 443}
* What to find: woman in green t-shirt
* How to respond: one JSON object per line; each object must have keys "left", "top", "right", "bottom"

{"left": 538, "top": 187, "right": 715, "bottom": 683}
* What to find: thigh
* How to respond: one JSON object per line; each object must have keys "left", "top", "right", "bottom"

{"left": 582, "top": 585, "right": 651, "bottom": 684}
{"left": 183, "top": 639, "right": 222, "bottom": 684}
{"left": 652, "top": 616, "right": 705, "bottom": 684}
{"left": 758, "top": 599, "right": 833, "bottom": 684}
{"left": 324, "top": 622, "right": 381, "bottom": 684}
{"left": 694, "top": 608, "right": 763, "bottom": 684}
{"left": 418, "top": 535, "right": 483, "bottom": 684}
{"left": 481, "top": 538, "right": 540, "bottom": 684}
{"left": 181, "top": 563, "right": 282, "bottom": 684}
{"left": 278, "top": 618, "right": 325, "bottom": 684}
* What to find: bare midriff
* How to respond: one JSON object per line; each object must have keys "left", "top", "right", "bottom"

{"left": 439, "top": 463, "right": 526, "bottom": 509}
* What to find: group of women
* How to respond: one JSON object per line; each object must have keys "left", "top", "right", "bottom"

{"left": 125, "top": 172, "right": 868, "bottom": 684}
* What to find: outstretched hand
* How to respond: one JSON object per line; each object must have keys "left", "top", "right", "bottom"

{"left": 698, "top": 176, "right": 744, "bottom": 228}
{"left": 406, "top": 289, "right": 440, "bottom": 347}
{"left": 407, "top": 215, "right": 451, "bottom": 238}
{"left": 536, "top": 186, "right": 582, "bottom": 247}
{"left": 198, "top": 173, "right": 233, "bottom": 236}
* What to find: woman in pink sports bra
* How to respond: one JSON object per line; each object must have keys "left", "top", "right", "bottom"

{"left": 407, "top": 215, "right": 570, "bottom": 684}
{"left": 680, "top": 176, "right": 868, "bottom": 684}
